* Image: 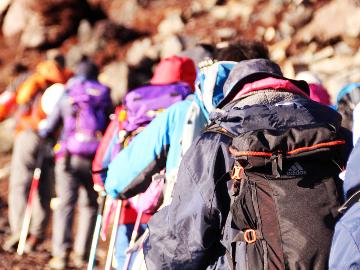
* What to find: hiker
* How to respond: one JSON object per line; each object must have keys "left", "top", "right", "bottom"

{"left": 3, "top": 55, "right": 72, "bottom": 253}
{"left": 0, "top": 63, "right": 30, "bottom": 121}
{"left": 329, "top": 139, "right": 360, "bottom": 269}
{"left": 92, "top": 55, "right": 196, "bottom": 269}
{"left": 104, "top": 40, "right": 270, "bottom": 201}
{"left": 336, "top": 82, "right": 360, "bottom": 130}
{"left": 39, "top": 58, "right": 112, "bottom": 269}
{"left": 139, "top": 59, "right": 352, "bottom": 269}
{"left": 328, "top": 98, "right": 360, "bottom": 269}
{"left": 103, "top": 40, "right": 270, "bottom": 268}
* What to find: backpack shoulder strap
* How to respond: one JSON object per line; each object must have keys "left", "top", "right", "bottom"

{"left": 203, "top": 123, "right": 236, "bottom": 139}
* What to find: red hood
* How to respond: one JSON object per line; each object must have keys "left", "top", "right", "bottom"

{"left": 308, "top": 83, "right": 331, "bottom": 105}
{"left": 232, "top": 77, "right": 309, "bottom": 101}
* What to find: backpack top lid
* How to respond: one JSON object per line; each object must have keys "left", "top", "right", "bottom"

{"left": 210, "top": 99, "right": 343, "bottom": 153}
{"left": 150, "top": 56, "right": 197, "bottom": 90}
{"left": 123, "top": 83, "right": 191, "bottom": 132}
{"left": 217, "top": 59, "right": 310, "bottom": 108}
{"left": 67, "top": 78, "right": 110, "bottom": 107}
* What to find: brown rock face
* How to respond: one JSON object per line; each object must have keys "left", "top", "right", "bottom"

{"left": 3, "top": 0, "right": 90, "bottom": 48}
{"left": 296, "top": 0, "right": 360, "bottom": 43}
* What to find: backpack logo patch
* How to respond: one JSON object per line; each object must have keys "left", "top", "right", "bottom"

{"left": 286, "top": 162, "right": 307, "bottom": 176}
{"left": 86, "top": 87, "right": 101, "bottom": 96}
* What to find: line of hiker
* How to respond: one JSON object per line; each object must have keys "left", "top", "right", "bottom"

{"left": 0, "top": 39, "right": 359, "bottom": 270}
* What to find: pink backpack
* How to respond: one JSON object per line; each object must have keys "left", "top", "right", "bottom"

{"left": 128, "top": 172, "right": 165, "bottom": 214}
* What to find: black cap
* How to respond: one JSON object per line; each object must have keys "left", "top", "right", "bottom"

{"left": 76, "top": 59, "right": 99, "bottom": 80}
{"left": 218, "top": 58, "right": 310, "bottom": 108}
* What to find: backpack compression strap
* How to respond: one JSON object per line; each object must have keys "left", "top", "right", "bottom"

{"left": 338, "top": 190, "right": 360, "bottom": 214}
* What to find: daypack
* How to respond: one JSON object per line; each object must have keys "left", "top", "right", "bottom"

{"left": 92, "top": 106, "right": 126, "bottom": 188}
{"left": 129, "top": 172, "right": 165, "bottom": 214}
{"left": 207, "top": 99, "right": 350, "bottom": 270}
{"left": 65, "top": 79, "right": 112, "bottom": 156}
{"left": 92, "top": 82, "right": 192, "bottom": 186}
{"left": 0, "top": 90, "right": 17, "bottom": 121}
{"left": 92, "top": 82, "right": 192, "bottom": 226}
{"left": 123, "top": 82, "right": 191, "bottom": 132}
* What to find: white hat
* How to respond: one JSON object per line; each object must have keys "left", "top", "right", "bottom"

{"left": 295, "top": 71, "right": 322, "bottom": 85}
{"left": 41, "top": 83, "right": 65, "bottom": 115}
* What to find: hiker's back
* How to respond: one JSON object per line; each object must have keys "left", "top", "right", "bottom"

{"left": 63, "top": 78, "right": 111, "bottom": 157}
{"left": 336, "top": 82, "right": 360, "bottom": 130}
{"left": 93, "top": 82, "right": 192, "bottom": 185}
{"left": 123, "top": 82, "right": 191, "bottom": 132}
{"left": 15, "top": 60, "right": 71, "bottom": 133}
{"left": 215, "top": 99, "right": 349, "bottom": 270}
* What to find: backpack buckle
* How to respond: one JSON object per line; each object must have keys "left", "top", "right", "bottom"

{"left": 231, "top": 161, "right": 244, "bottom": 181}
{"left": 243, "top": 229, "right": 257, "bottom": 244}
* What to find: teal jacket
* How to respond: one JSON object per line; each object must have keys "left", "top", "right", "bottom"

{"left": 105, "top": 61, "right": 236, "bottom": 199}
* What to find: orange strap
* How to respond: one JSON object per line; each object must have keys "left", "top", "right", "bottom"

{"left": 287, "top": 140, "right": 345, "bottom": 155}
{"left": 230, "top": 140, "right": 346, "bottom": 158}
{"left": 243, "top": 229, "right": 257, "bottom": 244}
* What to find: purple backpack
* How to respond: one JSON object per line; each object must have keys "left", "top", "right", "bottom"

{"left": 65, "top": 79, "right": 112, "bottom": 156}
{"left": 123, "top": 82, "right": 192, "bottom": 132}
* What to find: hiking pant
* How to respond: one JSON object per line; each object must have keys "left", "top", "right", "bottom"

{"left": 8, "top": 129, "right": 54, "bottom": 238}
{"left": 115, "top": 223, "right": 146, "bottom": 270}
{"left": 52, "top": 155, "right": 98, "bottom": 258}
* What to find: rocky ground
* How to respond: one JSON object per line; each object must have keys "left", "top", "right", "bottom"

{"left": 0, "top": 153, "right": 109, "bottom": 270}
{"left": 0, "top": 0, "right": 360, "bottom": 268}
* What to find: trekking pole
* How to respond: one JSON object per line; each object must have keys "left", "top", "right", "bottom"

{"left": 125, "top": 228, "right": 149, "bottom": 254}
{"left": 123, "top": 210, "right": 143, "bottom": 270}
{"left": 101, "top": 196, "right": 114, "bottom": 241}
{"left": 87, "top": 190, "right": 107, "bottom": 270}
{"left": 105, "top": 199, "right": 122, "bottom": 270}
{"left": 17, "top": 146, "right": 44, "bottom": 256}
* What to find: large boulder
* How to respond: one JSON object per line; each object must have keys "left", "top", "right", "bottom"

{"left": 296, "top": 0, "right": 360, "bottom": 43}
{"left": 159, "top": 35, "right": 183, "bottom": 59}
{"left": 2, "top": 0, "right": 29, "bottom": 38}
{"left": 2, "top": 0, "right": 89, "bottom": 48}
{"left": 256, "top": 0, "right": 283, "bottom": 26}
{"left": 99, "top": 61, "right": 129, "bottom": 104}
{"left": 126, "top": 38, "right": 158, "bottom": 66}
{"left": 92, "top": 20, "right": 145, "bottom": 44}
{"left": 210, "top": 1, "right": 254, "bottom": 23}
{"left": 87, "top": 0, "right": 140, "bottom": 27}
{"left": 158, "top": 12, "right": 185, "bottom": 36}
{"left": 0, "top": 0, "right": 12, "bottom": 19}
{"left": 20, "top": 13, "right": 47, "bottom": 48}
